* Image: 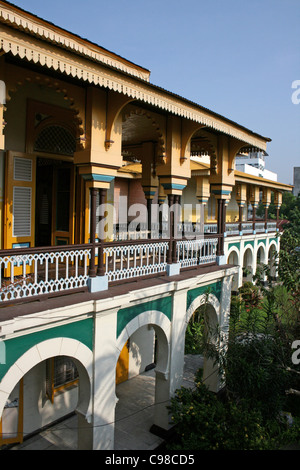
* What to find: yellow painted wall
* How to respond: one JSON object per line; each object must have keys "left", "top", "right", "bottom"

{"left": 116, "top": 341, "right": 129, "bottom": 385}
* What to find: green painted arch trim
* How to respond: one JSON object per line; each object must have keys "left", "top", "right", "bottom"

{"left": 187, "top": 281, "right": 222, "bottom": 311}
{"left": 117, "top": 296, "right": 172, "bottom": 338}
{"left": 244, "top": 240, "right": 254, "bottom": 249}
{"left": 228, "top": 241, "right": 240, "bottom": 251}
{"left": 0, "top": 318, "right": 93, "bottom": 381}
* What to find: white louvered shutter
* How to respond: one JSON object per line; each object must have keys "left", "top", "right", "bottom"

{"left": 13, "top": 187, "right": 32, "bottom": 237}
{"left": 4, "top": 152, "right": 36, "bottom": 250}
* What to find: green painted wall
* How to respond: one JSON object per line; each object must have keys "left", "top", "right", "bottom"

{"left": 117, "top": 296, "right": 173, "bottom": 338}
{"left": 0, "top": 318, "right": 93, "bottom": 381}
{"left": 244, "top": 240, "right": 254, "bottom": 249}
{"left": 117, "top": 281, "right": 223, "bottom": 337}
{"left": 228, "top": 242, "right": 240, "bottom": 251}
{"left": 186, "top": 281, "right": 222, "bottom": 311}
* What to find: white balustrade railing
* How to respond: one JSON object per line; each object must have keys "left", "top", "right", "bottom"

{"left": 0, "top": 246, "right": 91, "bottom": 302}
{"left": 267, "top": 221, "right": 277, "bottom": 231}
{"left": 204, "top": 224, "right": 218, "bottom": 233}
{"left": 255, "top": 222, "right": 265, "bottom": 233}
{"left": 104, "top": 241, "right": 169, "bottom": 282}
{"left": 225, "top": 223, "right": 240, "bottom": 236}
{"left": 241, "top": 222, "right": 253, "bottom": 234}
{"left": 176, "top": 238, "right": 218, "bottom": 268}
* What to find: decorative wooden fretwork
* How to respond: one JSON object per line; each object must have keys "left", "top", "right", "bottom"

{"left": 34, "top": 125, "right": 76, "bottom": 156}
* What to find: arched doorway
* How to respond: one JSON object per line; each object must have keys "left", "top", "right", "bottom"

{"left": 243, "top": 247, "right": 253, "bottom": 283}
{"left": 268, "top": 243, "right": 277, "bottom": 279}
{"left": 116, "top": 325, "right": 156, "bottom": 385}
{"left": 115, "top": 312, "right": 170, "bottom": 439}
{"left": 185, "top": 294, "right": 221, "bottom": 392}
{"left": 0, "top": 339, "right": 92, "bottom": 449}
{"left": 227, "top": 249, "right": 239, "bottom": 291}
{"left": 256, "top": 244, "right": 267, "bottom": 283}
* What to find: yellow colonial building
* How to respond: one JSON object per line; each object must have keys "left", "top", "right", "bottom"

{"left": 0, "top": 1, "right": 292, "bottom": 450}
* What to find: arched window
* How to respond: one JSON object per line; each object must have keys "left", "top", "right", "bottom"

{"left": 34, "top": 125, "right": 76, "bottom": 156}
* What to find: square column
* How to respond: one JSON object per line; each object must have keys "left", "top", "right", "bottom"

{"left": 92, "top": 309, "right": 119, "bottom": 450}
{"left": 86, "top": 183, "right": 109, "bottom": 292}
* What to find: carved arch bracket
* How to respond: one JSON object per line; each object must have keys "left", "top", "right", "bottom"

{"left": 4, "top": 64, "right": 86, "bottom": 149}
{"left": 122, "top": 106, "right": 167, "bottom": 165}
{"left": 180, "top": 121, "right": 205, "bottom": 164}
{"left": 228, "top": 139, "right": 249, "bottom": 175}
{"left": 190, "top": 129, "right": 218, "bottom": 174}
{"left": 105, "top": 93, "right": 134, "bottom": 151}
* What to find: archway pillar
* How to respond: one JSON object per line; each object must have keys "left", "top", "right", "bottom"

{"left": 92, "top": 308, "right": 119, "bottom": 450}
{"left": 203, "top": 274, "right": 234, "bottom": 392}
{"left": 152, "top": 288, "right": 188, "bottom": 434}
{"left": 152, "top": 369, "right": 172, "bottom": 434}
{"left": 169, "top": 288, "right": 188, "bottom": 394}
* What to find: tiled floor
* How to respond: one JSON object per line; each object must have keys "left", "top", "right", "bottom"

{"left": 7, "top": 355, "right": 203, "bottom": 451}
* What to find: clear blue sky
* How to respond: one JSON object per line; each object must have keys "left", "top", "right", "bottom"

{"left": 8, "top": 0, "right": 300, "bottom": 184}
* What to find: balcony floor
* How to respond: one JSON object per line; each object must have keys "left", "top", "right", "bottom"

{"left": 0, "top": 263, "right": 233, "bottom": 323}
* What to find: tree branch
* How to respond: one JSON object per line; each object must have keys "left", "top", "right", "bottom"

{"left": 286, "top": 388, "right": 300, "bottom": 397}
{"left": 286, "top": 366, "right": 300, "bottom": 375}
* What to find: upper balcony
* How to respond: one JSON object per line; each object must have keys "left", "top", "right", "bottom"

{"left": 0, "top": 214, "right": 280, "bottom": 308}
{"left": 0, "top": 7, "right": 293, "bottom": 314}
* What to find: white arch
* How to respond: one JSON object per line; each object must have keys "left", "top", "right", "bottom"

{"left": 186, "top": 293, "right": 221, "bottom": 327}
{"left": 243, "top": 243, "right": 254, "bottom": 256}
{"left": 268, "top": 240, "right": 278, "bottom": 254}
{"left": 242, "top": 244, "right": 254, "bottom": 279}
{"left": 114, "top": 310, "right": 172, "bottom": 433}
{"left": 0, "top": 338, "right": 93, "bottom": 422}
{"left": 185, "top": 293, "right": 222, "bottom": 392}
{"left": 227, "top": 250, "right": 240, "bottom": 290}
{"left": 256, "top": 243, "right": 267, "bottom": 263}
{"left": 227, "top": 246, "right": 240, "bottom": 262}
{"left": 116, "top": 310, "right": 171, "bottom": 373}
{"left": 268, "top": 240, "right": 278, "bottom": 278}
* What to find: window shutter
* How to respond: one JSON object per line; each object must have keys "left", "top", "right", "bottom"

{"left": 13, "top": 187, "right": 32, "bottom": 237}
{"left": 4, "top": 152, "right": 36, "bottom": 250}
{"left": 13, "top": 157, "right": 32, "bottom": 182}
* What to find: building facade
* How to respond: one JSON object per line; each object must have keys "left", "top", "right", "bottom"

{"left": 0, "top": 1, "right": 292, "bottom": 450}
{"left": 235, "top": 150, "right": 277, "bottom": 182}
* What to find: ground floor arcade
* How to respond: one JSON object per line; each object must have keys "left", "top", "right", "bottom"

{"left": 225, "top": 232, "right": 279, "bottom": 291}
{"left": 0, "top": 266, "right": 236, "bottom": 450}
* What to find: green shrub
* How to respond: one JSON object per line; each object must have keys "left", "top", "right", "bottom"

{"left": 168, "top": 380, "right": 300, "bottom": 450}
{"left": 185, "top": 322, "right": 204, "bottom": 355}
